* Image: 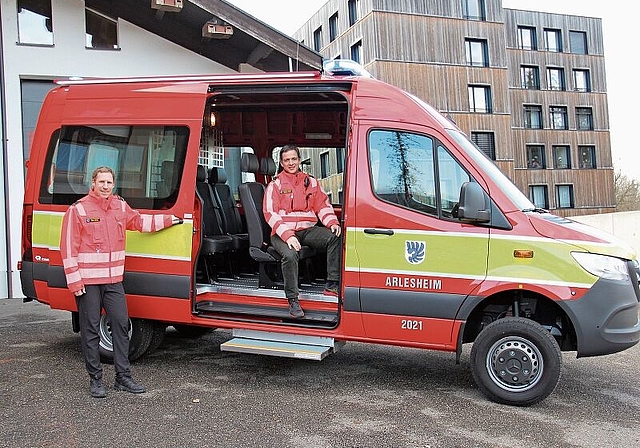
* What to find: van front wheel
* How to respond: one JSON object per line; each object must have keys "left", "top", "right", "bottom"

{"left": 98, "top": 316, "right": 154, "bottom": 363}
{"left": 470, "top": 317, "right": 561, "bottom": 406}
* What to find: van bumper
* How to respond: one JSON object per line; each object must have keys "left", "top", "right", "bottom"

{"left": 562, "top": 265, "right": 640, "bottom": 357}
{"left": 19, "top": 260, "right": 37, "bottom": 300}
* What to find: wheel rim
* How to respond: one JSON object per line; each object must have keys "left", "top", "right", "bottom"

{"left": 485, "top": 336, "right": 543, "bottom": 392}
{"left": 99, "top": 315, "right": 133, "bottom": 352}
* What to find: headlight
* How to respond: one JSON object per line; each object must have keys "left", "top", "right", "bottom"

{"left": 571, "top": 252, "right": 630, "bottom": 282}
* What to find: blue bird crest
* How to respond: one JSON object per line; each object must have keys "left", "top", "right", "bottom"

{"left": 405, "top": 240, "right": 426, "bottom": 265}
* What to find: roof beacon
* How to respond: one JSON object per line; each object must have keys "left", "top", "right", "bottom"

{"left": 323, "top": 59, "right": 373, "bottom": 78}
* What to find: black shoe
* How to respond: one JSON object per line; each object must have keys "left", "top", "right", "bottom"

{"left": 114, "top": 375, "right": 146, "bottom": 394}
{"left": 324, "top": 281, "right": 339, "bottom": 297}
{"left": 90, "top": 378, "right": 106, "bottom": 398}
{"left": 288, "top": 297, "right": 305, "bottom": 318}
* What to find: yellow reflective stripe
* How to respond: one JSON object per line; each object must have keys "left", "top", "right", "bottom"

{"left": 31, "top": 211, "right": 192, "bottom": 260}
{"left": 78, "top": 252, "right": 110, "bottom": 263}
{"left": 63, "top": 258, "right": 78, "bottom": 269}
{"left": 141, "top": 215, "right": 152, "bottom": 232}
{"left": 79, "top": 267, "right": 111, "bottom": 278}
{"left": 65, "top": 271, "right": 82, "bottom": 284}
{"left": 154, "top": 215, "right": 164, "bottom": 230}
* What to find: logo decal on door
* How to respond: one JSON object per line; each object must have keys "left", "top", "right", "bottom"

{"left": 405, "top": 241, "right": 425, "bottom": 265}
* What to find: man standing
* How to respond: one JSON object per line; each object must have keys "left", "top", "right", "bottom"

{"left": 263, "top": 145, "right": 342, "bottom": 318}
{"left": 60, "top": 166, "right": 181, "bottom": 398}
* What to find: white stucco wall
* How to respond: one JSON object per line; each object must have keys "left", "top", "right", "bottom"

{"left": 1, "top": 0, "right": 235, "bottom": 298}
{"left": 572, "top": 211, "right": 640, "bottom": 256}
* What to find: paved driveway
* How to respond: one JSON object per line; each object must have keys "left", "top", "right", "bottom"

{"left": 1, "top": 299, "right": 639, "bottom": 447}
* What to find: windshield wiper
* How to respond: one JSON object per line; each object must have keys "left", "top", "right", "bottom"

{"left": 522, "top": 207, "right": 548, "bottom": 213}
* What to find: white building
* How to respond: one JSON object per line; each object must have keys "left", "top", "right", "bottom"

{"left": 0, "top": 0, "right": 321, "bottom": 298}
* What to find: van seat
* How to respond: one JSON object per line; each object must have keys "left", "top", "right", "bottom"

{"left": 209, "top": 167, "right": 249, "bottom": 250}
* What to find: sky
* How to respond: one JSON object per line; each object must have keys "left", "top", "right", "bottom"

{"left": 226, "top": 1, "right": 637, "bottom": 180}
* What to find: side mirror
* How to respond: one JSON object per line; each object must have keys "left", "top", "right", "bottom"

{"left": 456, "top": 182, "right": 490, "bottom": 223}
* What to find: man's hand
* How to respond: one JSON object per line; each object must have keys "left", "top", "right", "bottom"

{"left": 330, "top": 224, "right": 342, "bottom": 237}
{"left": 74, "top": 287, "right": 86, "bottom": 297}
{"left": 286, "top": 236, "right": 301, "bottom": 251}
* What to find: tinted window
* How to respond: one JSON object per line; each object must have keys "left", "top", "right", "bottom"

{"left": 39, "top": 125, "right": 189, "bottom": 209}
{"left": 368, "top": 129, "right": 470, "bottom": 218}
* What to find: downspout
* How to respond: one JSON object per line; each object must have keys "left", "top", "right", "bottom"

{"left": 0, "top": 7, "right": 14, "bottom": 298}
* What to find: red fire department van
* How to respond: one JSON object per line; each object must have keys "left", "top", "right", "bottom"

{"left": 19, "top": 60, "right": 640, "bottom": 406}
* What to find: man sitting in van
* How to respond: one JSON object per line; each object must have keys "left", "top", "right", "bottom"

{"left": 263, "top": 145, "right": 342, "bottom": 318}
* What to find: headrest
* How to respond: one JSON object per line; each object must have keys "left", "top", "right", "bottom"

{"left": 241, "top": 153, "right": 259, "bottom": 173}
{"left": 208, "top": 167, "right": 227, "bottom": 184}
{"left": 161, "top": 160, "right": 175, "bottom": 177}
{"left": 196, "top": 165, "right": 206, "bottom": 183}
{"left": 260, "top": 157, "right": 277, "bottom": 176}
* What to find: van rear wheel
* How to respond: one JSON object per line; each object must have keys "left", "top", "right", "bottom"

{"left": 172, "top": 324, "right": 213, "bottom": 338}
{"left": 470, "top": 317, "right": 562, "bottom": 406}
{"left": 98, "top": 316, "right": 154, "bottom": 363}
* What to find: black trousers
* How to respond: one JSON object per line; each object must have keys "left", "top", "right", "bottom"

{"left": 75, "top": 283, "right": 131, "bottom": 380}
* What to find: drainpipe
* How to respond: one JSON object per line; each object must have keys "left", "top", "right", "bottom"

{"left": 0, "top": 8, "right": 14, "bottom": 298}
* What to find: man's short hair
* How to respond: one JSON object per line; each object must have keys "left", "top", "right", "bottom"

{"left": 91, "top": 166, "right": 115, "bottom": 183}
{"left": 279, "top": 144, "right": 300, "bottom": 161}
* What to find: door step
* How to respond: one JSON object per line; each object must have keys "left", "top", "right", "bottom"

{"left": 220, "top": 329, "right": 344, "bottom": 361}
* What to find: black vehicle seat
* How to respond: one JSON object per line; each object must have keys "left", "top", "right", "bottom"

{"left": 195, "top": 164, "right": 234, "bottom": 281}
{"left": 209, "top": 166, "right": 249, "bottom": 250}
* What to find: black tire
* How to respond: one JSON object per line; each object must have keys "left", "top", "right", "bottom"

{"left": 470, "top": 317, "right": 562, "bottom": 406}
{"left": 98, "top": 316, "right": 154, "bottom": 363}
{"left": 146, "top": 322, "right": 167, "bottom": 354}
{"left": 172, "top": 324, "right": 213, "bottom": 338}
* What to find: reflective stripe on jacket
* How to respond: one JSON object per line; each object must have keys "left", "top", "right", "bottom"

{"left": 60, "top": 190, "right": 174, "bottom": 293}
{"left": 263, "top": 170, "right": 339, "bottom": 242}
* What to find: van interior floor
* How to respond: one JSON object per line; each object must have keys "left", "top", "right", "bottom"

{"left": 195, "top": 275, "right": 340, "bottom": 328}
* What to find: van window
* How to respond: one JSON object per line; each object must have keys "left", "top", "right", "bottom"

{"left": 368, "top": 129, "right": 470, "bottom": 218}
{"left": 39, "top": 125, "right": 189, "bottom": 209}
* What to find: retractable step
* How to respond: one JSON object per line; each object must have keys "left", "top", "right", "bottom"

{"left": 220, "top": 329, "right": 344, "bottom": 361}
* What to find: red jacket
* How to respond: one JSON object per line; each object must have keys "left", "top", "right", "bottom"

{"left": 60, "top": 190, "right": 174, "bottom": 293}
{"left": 263, "top": 170, "right": 339, "bottom": 242}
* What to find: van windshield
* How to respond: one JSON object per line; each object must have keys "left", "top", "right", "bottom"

{"left": 446, "top": 129, "right": 535, "bottom": 211}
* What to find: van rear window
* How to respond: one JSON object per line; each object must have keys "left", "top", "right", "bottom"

{"left": 38, "top": 125, "right": 189, "bottom": 209}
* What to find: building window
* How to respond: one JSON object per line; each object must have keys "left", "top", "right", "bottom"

{"left": 462, "top": 0, "right": 486, "bottom": 21}
{"left": 526, "top": 145, "right": 545, "bottom": 169}
{"left": 313, "top": 27, "right": 322, "bottom": 51}
{"left": 524, "top": 105, "right": 543, "bottom": 129}
{"left": 468, "top": 85, "right": 492, "bottom": 113}
{"left": 550, "top": 106, "right": 568, "bottom": 130}
{"left": 336, "top": 147, "right": 344, "bottom": 173}
{"left": 569, "top": 31, "right": 588, "bottom": 55}
{"left": 350, "top": 40, "right": 362, "bottom": 63}
{"left": 465, "top": 39, "right": 489, "bottom": 67}
{"left": 471, "top": 132, "right": 496, "bottom": 160}
{"left": 547, "top": 67, "right": 565, "bottom": 91}
{"left": 553, "top": 146, "right": 571, "bottom": 169}
{"left": 573, "top": 69, "right": 591, "bottom": 92}
{"left": 320, "top": 152, "right": 330, "bottom": 178}
{"left": 579, "top": 145, "right": 596, "bottom": 169}
{"left": 521, "top": 65, "right": 540, "bottom": 89}
{"left": 348, "top": 0, "right": 358, "bottom": 26}
{"left": 329, "top": 13, "right": 339, "bottom": 42}
{"left": 529, "top": 185, "right": 549, "bottom": 209}
{"left": 556, "top": 185, "right": 574, "bottom": 208}
{"left": 17, "top": 0, "right": 53, "bottom": 45}
{"left": 544, "top": 28, "right": 562, "bottom": 52}
{"left": 576, "top": 107, "right": 594, "bottom": 131}
{"left": 518, "top": 26, "right": 537, "bottom": 50}
{"left": 85, "top": 9, "right": 119, "bottom": 49}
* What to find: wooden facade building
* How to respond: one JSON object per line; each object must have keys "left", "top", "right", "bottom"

{"left": 295, "top": 0, "right": 613, "bottom": 216}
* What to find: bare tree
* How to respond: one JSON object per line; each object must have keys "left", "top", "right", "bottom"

{"left": 614, "top": 171, "right": 640, "bottom": 211}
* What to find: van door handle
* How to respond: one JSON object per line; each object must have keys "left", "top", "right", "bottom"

{"left": 363, "top": 228, "right": 394, "bottom": 236}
